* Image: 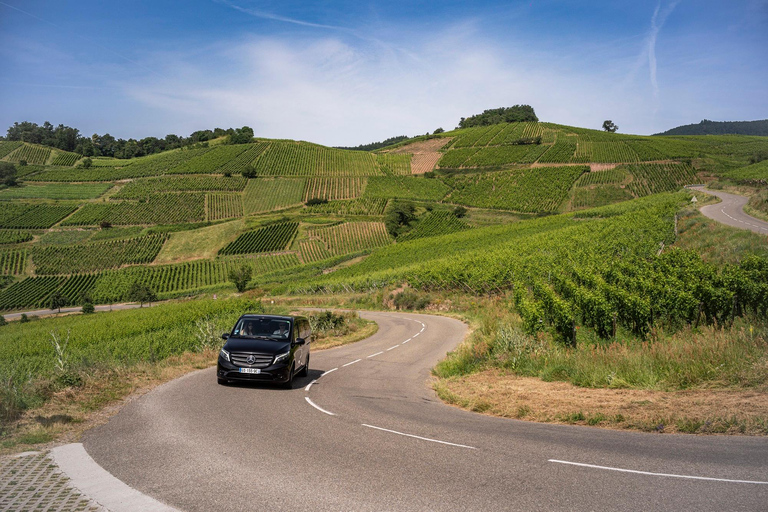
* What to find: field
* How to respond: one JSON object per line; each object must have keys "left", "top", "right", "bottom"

{"left": 0, "top": 204, "right": 78, "bottom": 229}
{"left": 31, "top": 234, "right": 167, "bottom": 274}
{"left": 0, "top": 183, "right": 112, "bottom": 200}
{"left": 386, "top": 138, "right": 449, "bottom": 174}
{"left": 398, "top": 211, "right": 470, "bottom": 242}
{"left": 207, "top": 193, "right": 243, "bottom": 221}
{"left": 243, "top": 178, "right": 305, "bottom": 214}
{"left": 624, "top": 162, "right": 698, "bottom": 196}
{"left": 308, "top": 222, "right": 391, "bottom": 256}
{"left": 251, "top": 141, "right": 383, "bottom": 176}
{"left": 4, "top": 144, "right": 51, "bottom": 165}
{"left": 218, "top": 222, "right": 299, "bottom": 255}
{"left": 0, "top": 249, "right": 27, "bottom": 274}
{"left": 62, "top": 194, "right": 205, "bottom": 226}
{"left": 298, "top": 239, "right": 332, "bottom": 263}
{"left": 443, "top": 166, "right": 587, "bottom": 212}
{"left": 168, "top": 145, "right": 252, "bottom": 174}
{"left": 303, "top": 198, "right": 388, "bottom": 216}
{"left": 364, "top": 176, "right": 449, "bottom": 201}
{"left": 0, "top": 231, "right": 33, "bottom": 245}
{"left": 0, "top": 141, "right": 23, "bottom": 159}
{"left": 49, "top": 151, "right": 82, "bottom": 166}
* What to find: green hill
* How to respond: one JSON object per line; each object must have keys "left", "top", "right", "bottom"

{"left": 655, "top": 119, "right": 768, "bottom": 136}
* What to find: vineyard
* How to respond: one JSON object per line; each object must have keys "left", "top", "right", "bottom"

{"left": 4, "top": 144, "right": 51, "bottom": 165}
{"left": 0, "top": 231, "right": 33, "bottom": 245}
{"left": 303, "top": 198, "right": 388, "bottom": 216}
{"left": 0, "top": 249, "right": 27, "bottom": 274}
{"left": 0, "top": 276, "right": 67, "bottom": 311}
{"left": 376, "top": 154, "right": 412, "bottom": 175}
{"left": 303, "top": 177, "right": 367, "bottom": 201}
{"left": 308, "top": 222, "right": 391, "bottom": 255}
{"left": 50, "top": 151, "right": 82, "bottom": 166}
{"left": 62, "top": 194, "right": 205, "bottom": 226}
{"left": 724, "top": 160, "right": 768, "bottom": 183}
{"left": 0, "top": 141, "right": 23, "bottom": 159}
{"left": 443, "top": 166, "right": 587, "bottom": 212}
{"left": 243, "top": 178, "right": 305, "bottom": 214}
{"left": 251, "top": 141, "right": 383, "bottom": 176}
{"left": 398, "top": 211, "right": 470, "bottom": 242}
{"left": 168, "top": 144, "right": 252, "bottom": 174}
{"left": 574, "top": 168, "right": 627, "bottom": 186}
{"left": 298, "top": 239, "right": 332, "bottom": 263}
{"left": 571, "top": 185, "right": 634, "bottom": 209}
{"left": 364, "top": 176, "right": 450, "bottom": 201}
{"left": 31, "top": 234, "right": 167, "bottom": 274}
{"left": 624, "top": 162, "right": 698, "bottom": 196}
{"left": 113, "top": 175, "right": 247, "bottom": 199}
{"left": 218, "top": 222, "right": 299, "bottom": 255}
{"left": 0, "top": 204, "right": 78, "bottom": 229}
{"left": 26, "top": 166, "right": 161, "bottom": 182}
{"left": 0, "top": 183, "right": 112, "bottom": 200}
{"left": 207, "top": 193, "right": 243, "bottom": 220}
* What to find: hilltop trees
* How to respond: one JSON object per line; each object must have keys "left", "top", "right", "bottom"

{"left": 458, "top": 106, "right": 538, "bottom": 129}
{"left": 602, "top": 120, "right": 619, "bottom": 133}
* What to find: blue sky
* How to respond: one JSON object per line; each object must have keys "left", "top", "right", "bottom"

{"left": 1, "top": 0, "right": 766, "bottom": 146}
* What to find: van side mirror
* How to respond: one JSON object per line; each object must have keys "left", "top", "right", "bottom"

{"left": 221, "top": 333, "right": 229, "bottom": 340}
{"left": 294, "top": 338, "right": 305, "bottom": 346}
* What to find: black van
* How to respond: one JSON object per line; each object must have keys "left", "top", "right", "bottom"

{"left": 217, "top": 314, "right": 311, "bottom": 388}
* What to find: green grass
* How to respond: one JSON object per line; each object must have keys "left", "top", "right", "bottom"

{"left": 0, "top": 183, "right": 112, "bottom": 200}
{"left": 155, "top": 219, "right": 245, "bottom": 263}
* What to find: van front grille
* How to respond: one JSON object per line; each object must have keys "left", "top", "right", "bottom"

{"left": 231, "top": 352, "right": 273, "bottom": 369}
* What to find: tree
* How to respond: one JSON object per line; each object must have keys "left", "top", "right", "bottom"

{"left": 49, "top": 292, "right": 68, "bottom": 313}
{"left": 82, "top": 302, "right": 95, "bottom": 314}
{"left": 127, "top": 282, "right": 157, "bottom": 307}
{"left": 453, "top": 206, "right": 468, "bottom": 218}
{"left": 384, "top": 200, "right": 416, "bottom": 237}
{"left": 602, "top": 120, "right": 618, "bottom": 133}
{"left": 81, "top": 157, "right": 92, "bottom": 168}
{"left": 228, "top": 264, "right": 252, "bottom": 293}
{"left": 433, "top": 127, "right": 445, "bottom": 134}
{"left": 99, "top": 220, "right": 112, "bottom": 229}
{"left": 241, "top": 166, "right": 258, "bottom": 179}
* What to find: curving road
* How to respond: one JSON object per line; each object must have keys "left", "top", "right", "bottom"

{"left": 84, "top": 312, "right": 768, "bottom": 511}
{"left": 690, "top": 186, "right": 768, "bottom": 235}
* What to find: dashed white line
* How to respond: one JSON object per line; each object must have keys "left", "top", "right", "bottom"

{"left": 402, "top": 338, "right": 412, "bottom": 344}
{"left": 320, "top": 367, "right": 338, "bottom": 377}
{"left": 304, "top": 379, "right": 318, "bottom": 392}
{"left": 305, "top": 397, "right": 336, "bottom": 416}
{"left": 362, "top": 424, "right": 476, "bottom": 450}
{"left": 413, "top": 332, "right": 420, "bottom": 338}
{"left": 367, "top": 351, "right": 384, "bottom": 358}
{"left": 548, "top": 460, "right": 768, "bottom": 485}
{"left": 386, "top": 345, "right": 399, "bottom": 351}
{"left": 342, "top": 359, "right": 362, "bottom": 367}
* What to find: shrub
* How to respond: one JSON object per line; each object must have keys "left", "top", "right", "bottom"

{"left": 0, "top": 315, "right": 6, "bottom": 327}
{"left": 391, "top": 289, "right": 430, "bottom": 310}
{"left": 242, "top": 166, "right": 258, "bottom": 179}
{"left": 20, "top": 313, "right": 29, "bottom": 323}
{"left": 82, "top": 302, "right": 95, "bottom": 314}
{"left": 81, "top": 157, "right": 93, "bottom": 168}
{"left": 453, "top": 206, "right": 468, "bottom": 218}
{"left": 228, "top": 264, "right": 252, "bottom": 293}
{"left": 305, "top": 197, "right": 328, "bottom": 206}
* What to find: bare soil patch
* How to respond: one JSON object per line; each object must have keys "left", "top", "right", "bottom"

{"left": 435, "top": 369, "right": 768, "bottom": 435}
{"left": 388, "top": 138, "right": 452, "bottom": 174}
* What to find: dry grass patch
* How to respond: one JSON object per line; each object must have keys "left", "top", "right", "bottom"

{"left": 435, "top": 369, "right": 768, "bottom": 435}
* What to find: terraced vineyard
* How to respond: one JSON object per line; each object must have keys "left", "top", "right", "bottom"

{"left": 572, "top": 185, "right": 634, "bottom": 209}
{"left": 574, "top": 168, "right": 627, "bottom": 186}
{"left": 443, "top": 166, "right": 587, "bottom": 212}
{"left": 220, "top": 142, "right": 271, "bottom": 174}
{"left": 364, "top": 176, "right": 449, "bottom": 201}
{"left": 243, "top": 178, "right": 305, "bottom": 214}
{"left": 5, "top": 144, "right": 51, "bottom": 164}
{"left": 0, "top": 276, "right": 66, "bottom": 311}
{"left": 252, "top": 142, "right": 382, "bottom": 176}
{"left": 398, "top": 211, "right": 470, "bottom": 242}
{"left": 62, "top": 194, "right": 205, "bottom": 226}
{"left": 218, "top": 222, "right": 299, "bottom": 255}
{"left": 0, "top": 249, "right": 27, "bottom": 274}
{"left": 27, "top": 166, "right": 162, "bottom": 182}
{"left": 31, "top": 234, "right": 167, "bottom": 274}
{"left": 308, "top": 222, "right": 391, "bottom": 255}
{"left": 169, "top": 145, "right": 252, "bottom": 174}
{"left": 0, "top": 231, "right": 33, "bottom": 245}
{"left": 376, "top": 154, "right": 412, "bottom": 175}
{"left": 113, "top": 175, "right": 247, "bottom": 199}
{"left": 624, "top": 163, "right": 698, "bottom": 196}
{"left": 0, "top": 204, "right": 78, "bottom": 229}
{"left": 50, "top": 151, "right": 82, "bottom": 166}
{"left": 304, "top": 198, "right": 388, "bottom": 216}
{"left": 0, "top": 141, "right": 23, "bottom": 159}
{"left": 208, "top": 193, "right": 243, "bottom": 220}
{"left": 303, "top": 177, "right": 367, "bottom": 201}
{"left": 298, "top": 239, "right": 332, "bottom": 263}
{"left": 0, "top": 183, "right": 112, "bottom": 200}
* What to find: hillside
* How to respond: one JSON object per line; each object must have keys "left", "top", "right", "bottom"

{"left": 0, "top": 122, "right": 766, "bottom": 318}
{"left": 655, "top": 119, "right": 768, "bottom": 136}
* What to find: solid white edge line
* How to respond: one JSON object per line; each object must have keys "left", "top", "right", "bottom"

{"left": 342, "top": 359, "right": 362, "bottom": 367}
{"left": 304, "top": 379, "right": 317, "bottom": 391}
{"left": 305, "top": 397, "right": 336, "bottom": 416}
{"left": 362, "top": 424, "right": 476, "bottom": 450}
{"left": 320, "top": 367, "right": 338, "bottom": 377}
{"left": 386, "top": 345, "right": 399, "bottom": 351}
{"left": 548, "top": 460, "right": 768, "bottom": 485}
{"left": 367, "top": 351, "right": 384, "bottom": 358}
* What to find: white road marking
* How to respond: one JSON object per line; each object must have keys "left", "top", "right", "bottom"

{"left": 420, "top": 327, "right": 425, "bottom": 332}
{"left": 367, "top": 351, "right": 384, "bottom": 358}
{"left": 402, "top": 338, "right": 412, "bottom": 344}
{"left": 305, "top": 397, "right": 336, "bottom": 416}
{"left": 304, "top": 379, "right": 318, "bottom": 392}
{"left": 362, "top": 424, "right": 476, "bottom": 450}
{"left": 548, "top": 460, "right": 768, "bottom": 485}
{"left": 413, "top": 332, "right": 420, "bottom": 337}
{"left": 342, "top": 359, "right": 362, "bottom": 367}
{"left": 386, "top": 345, "right": 399, "bottom": 351}
{"left": 320, "top": 368, "right": 338, "bottom": 377}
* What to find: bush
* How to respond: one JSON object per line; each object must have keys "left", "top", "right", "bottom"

{"left": 0, "top": 315, "right": 6, "bottom": 327}
{"left": 20, "top": 314, "right": 29, "bottom": 323}
{"left": 305, "top": 197, "right": 328, "bottom": 206}
{"left": 82, "top": 302, "right": 95, "bottom": 314}
{"left": 228, "top": 264, "right": 252, "bottom": 293}
{"left": 99, "top": 220, "right": 112, "bottom": 229}
{"left": 81, "top": 157, "right": 93, "bottom": 168}
{"left": 242, "top": 167, "right": 258, "bottom": 179}
{"left": 391, "top": 289, "right": 430, "bottom": 310}
{"left": 453, "top": 206, "right": 468, "bottom": 218}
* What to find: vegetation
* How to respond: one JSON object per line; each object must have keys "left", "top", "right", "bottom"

{"left": 113, "top": 175, "right": 247, "bottom": 199}
{"left": 218, "top": 222, "right": 299, "bottom": 256}
{"left": 0, "top": 205, "right": 77, "bottom": 229}
{"left": 62, "top": 194, "right": 205, "bottom": 226}
{"left": 244, "top": 178, "right": 305, "bottom": 214}
{"left": 0, "top": 183, "right": 112, "bottom": 200}
{"left": 458, "top": 106, "right": 538, "bottom": 128}
{"left": 228, "top": 264, "right": 252, "bottom": 292}
{"left": 336, "top": 135, "right": 410, "bottom": 151}
{"left": 655, "top": 119, "right": 768, "bottom": 136}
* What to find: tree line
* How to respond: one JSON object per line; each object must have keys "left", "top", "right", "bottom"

{"left": 458, "top": 105, "right": 538, "bottom": 129}
{"left": 2, "top": 121, "right": 254, "bottom": 159}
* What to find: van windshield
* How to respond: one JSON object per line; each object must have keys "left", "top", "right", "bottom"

{"left": 233, "top": 318, "right": 291, "bottom": 339}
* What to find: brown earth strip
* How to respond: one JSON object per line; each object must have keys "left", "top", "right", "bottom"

{"left": 387, "top": 138, "right": 452, "bottom": 174}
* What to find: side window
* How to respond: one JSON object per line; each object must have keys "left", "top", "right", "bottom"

{"left": 303, "top": 319, "right": 311, "bottom": 340}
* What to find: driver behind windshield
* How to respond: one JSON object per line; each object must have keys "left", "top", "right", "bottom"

{"left": 272, "top": 322, "right": 290, "bottom": 338}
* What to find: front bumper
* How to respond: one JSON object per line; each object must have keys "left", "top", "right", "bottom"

{"left": 217, "top": 358, "right": 291, "bottom": 383}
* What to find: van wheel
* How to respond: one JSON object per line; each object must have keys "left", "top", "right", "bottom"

{"left": 298, "top": 355, "right": 309, "bottom": 377}
{"left": 217, "top": 378, "right": 228, "bottom": 385}
{"left": 283, "top": 365, "right": 294, "bottom": 389}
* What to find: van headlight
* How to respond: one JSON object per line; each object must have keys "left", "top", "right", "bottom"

{"left": 219, "top": 348, "right": 230, "bottom": 362}
{"left": 274, "top": 351, "right": 290, "bottom": 364}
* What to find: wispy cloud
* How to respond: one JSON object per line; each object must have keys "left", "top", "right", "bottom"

{"left": 647, "top": 1, "right": 681, "bottom": 100}
{"left": 213, "top": 0, "right": 347, "bottom": 31}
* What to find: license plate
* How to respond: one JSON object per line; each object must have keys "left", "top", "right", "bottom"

{"left": 239, "top": 368, "right": 261, "bottom": 374}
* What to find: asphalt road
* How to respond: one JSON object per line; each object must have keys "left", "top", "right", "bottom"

{"left": 83, "top": 312, "right": 768, "bottom": 511}
{"left": 691, "top": 186, "right": 768, "bottom": 235}
{"left": 1, "top": 302, "right": 157, "bottom": 321}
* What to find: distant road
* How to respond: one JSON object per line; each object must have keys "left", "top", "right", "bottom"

{"left": 690, "top": 186, "right": 768, "bottom": 235}
{"left": 2, "top": 302, "right": 158, "bottom": 321}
